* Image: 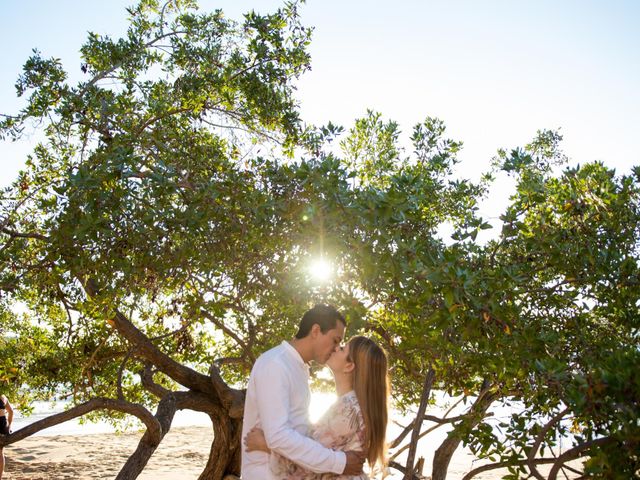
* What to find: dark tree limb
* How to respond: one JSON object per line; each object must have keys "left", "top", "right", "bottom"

{"left": 82, "top": 278, "right": 247, "bottom": 479}
{"left": 139, "top": 363, "right": 244, "bottom": 478}
{"left": 115, "top": 393, "right": 177, "bottom": 480}
{"left": 140, "top": 364, "right": 172, "bottom": 398}
{"left": 432, "top": 385, "right": 498, "bottom": 480}
{"left": 0, "top": 225, "right": 50, "bottom": 241}
{"left": 404, "top": 367, "right": 436, "bottom": 480}
{"left": 547, "top": 437, "right": 614, "bottom": 480}
{"left": 389, "top": 460, "right": 427, "bottom": 480}
{"left": 118, "top": 347, "right": 137, "bottom": 400}
{"left": 84, "top": 278, "right": 219, "bottom": 398}
{"left": 391, "top": 414, "right": 492, "bottom": 464}
{"left": 115, "top": 388, "right": 229, "bottom": 480}
{"left": 391, "top": 396, "right": 467, "bottom": 450}
{"left": 140, "top": 365, "right": 225, "bottom": 416}
{"left": 209, "top": 362, "right": 245, "bottom": 420}
{"left": 528, "top": 407, "right": 571, "bottom": 480}
{"left": 461, "top": 457, "right": 559, "bottom": 480}
{"left": 0, "top": 397, "right": 160, "bottom": 447}
{"left": 199, "top": 412, "right": 243, "bottom": 479}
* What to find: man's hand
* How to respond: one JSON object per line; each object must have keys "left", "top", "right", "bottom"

{"left": 244, "top": 427, "right": 271, "bottom": 453}
{"left": 342, "top": 450, "right": 366, "bottom": 475}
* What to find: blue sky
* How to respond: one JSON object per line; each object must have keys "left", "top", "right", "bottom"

{"left": 2, "top": 0, "right": 639, "bottom": 224}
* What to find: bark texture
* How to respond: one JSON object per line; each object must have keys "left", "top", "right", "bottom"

{"left": 432, "top": 390, "right": 497, "bottom": 480}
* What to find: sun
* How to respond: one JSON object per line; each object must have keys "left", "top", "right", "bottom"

{"left": 309, "top": 258, "right": 332, "bottom": 283}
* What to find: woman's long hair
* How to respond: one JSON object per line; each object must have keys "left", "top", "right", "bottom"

{"left": 348, "top": 336, "right": 390, "bottom": 470}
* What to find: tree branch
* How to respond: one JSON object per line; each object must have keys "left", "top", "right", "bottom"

{"left": 209, "top": 362, "right": 245, "bottom": 419}
{"left": 389, "top": 398, "right": 475, "bottom": 463}
{"left": 389, "top": 460, "right": 427, "bottom": 480}
{"left": 461, "top": 456, "right": 558, "bottom": 480}
{"left": 404, "top": 367, "right": 436, "bottom": 479}
{"left": 432, "top": 384, "right": 498, "bottom": 480}
{"left": 0, "top": 397, "right": 160, "bottom": 447}
{"left": 0, "top": 226, "right": 49, "bottom": 241}
{"left": 391, "top": 397, "right": 468, "bottom": 450}
{"left": 547, "top": 437, "right": 614, "bottom": 480}
{"left": 78, "top": 30, "right": 188, "bottom": 97}
{"left": 114, "top": 393, "right": 177, "bottom": 480}
{"left": 200, "top": 308, "right": 255, "bottom": 364}
{"left": 83, "top": 278, "right": 218, "bottom": 398}
{"left": 140, "top": 364, "right": 172, "bottom": 399}
{"left": 117, "top": 347, "right": 137, "bottom": 400}
{"left": 527, "top": 406, "right": 571, "bottom": 480}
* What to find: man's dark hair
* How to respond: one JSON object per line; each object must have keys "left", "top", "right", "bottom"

{"left": 295, "top": 304, "right": 346, "bottom": 339}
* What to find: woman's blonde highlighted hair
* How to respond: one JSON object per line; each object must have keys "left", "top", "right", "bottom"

{"left": 347, "top": 335, "right": 390, "bottom": 470}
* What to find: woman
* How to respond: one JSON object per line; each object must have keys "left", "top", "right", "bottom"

{"left": 245, "top": 336, "right": 390, "bottom": 479}
{"left": 0, "top": 394, "right": 13, "bottom": 480}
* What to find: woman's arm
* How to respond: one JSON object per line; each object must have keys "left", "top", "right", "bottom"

{"left": 5, "top": 400, "right": 13, "bottom": 429}
{"left": 244, "top": 427, "right": 271, "bottom": 453}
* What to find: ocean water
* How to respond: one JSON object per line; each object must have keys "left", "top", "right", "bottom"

{"left": 10, "top": 400, "right": 213, "bottom": 436}
{"left": 10, "top": 393, "right": 337, "bottom": 437}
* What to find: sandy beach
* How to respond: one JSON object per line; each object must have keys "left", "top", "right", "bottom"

{"left": 3, "top": 425, "right": 580, "bottom": 480}
{"left": 4, "top": 427, "right": 214, "bottom": 480}
{"left": 2, "top": 425, "right": 475, "bottom": 480}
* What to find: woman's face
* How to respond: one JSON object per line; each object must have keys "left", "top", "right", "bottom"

{"left": 326, "top": 341, "right": 354, "bottom": 375}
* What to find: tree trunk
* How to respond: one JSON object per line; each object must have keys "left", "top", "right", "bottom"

{"left": 116, "top": 394, "right": 177, "bottom": 480}
{"left": 83, "top": 279, "right": 246, "bottom": 480}
{"left": 432, "top": 434, "right": 460, "bottom": 480}
{"left": 198, "top": 414, "right": 243, "bottom": 480}
{"left": 404, "top": 368, "right": 435, "bottom": 479}
{"left": 431, "top": 390, "right": 497, "bottom": 480}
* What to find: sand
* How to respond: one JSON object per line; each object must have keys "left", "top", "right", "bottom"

{"left": 2, "top": 426, "right": 580, "bottom": 479}
{"left": 4, "top": 427, "right": 214, "bottom": 480}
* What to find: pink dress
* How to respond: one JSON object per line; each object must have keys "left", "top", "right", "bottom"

{"left": 270, "top": 390, "right": 369, "bottom": 480}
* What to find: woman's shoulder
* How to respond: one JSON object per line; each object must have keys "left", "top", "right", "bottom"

{"left": 339, "top": 390, "right": 359, "bottom": 406}
{"left": 334, "top": 391, "right": 362, "bottom": 418}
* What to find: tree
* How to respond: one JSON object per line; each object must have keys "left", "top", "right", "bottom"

{"left": 335, "top": 125, "right": 640, "bottom": 479}
{"left": 0, "top": 1, "right": 317, "bottom": 478}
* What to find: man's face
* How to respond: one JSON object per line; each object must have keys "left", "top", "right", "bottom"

{"left": 313, "top": 322, "right": 345, "bottom": 364}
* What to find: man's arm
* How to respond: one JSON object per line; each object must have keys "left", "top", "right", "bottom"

{"left": 245, "top": 426, "right": 365, "bottom": 476}
{"left": 253, "top": 360, "right": 347, "bottom": 475}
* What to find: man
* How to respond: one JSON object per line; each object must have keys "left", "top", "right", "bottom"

{"left": 241, "top": 304, "right": 365, "bottom": 479}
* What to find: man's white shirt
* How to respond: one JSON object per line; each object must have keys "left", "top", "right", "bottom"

{"left": 241, "top": 341, "right": 346, "bottom": 479}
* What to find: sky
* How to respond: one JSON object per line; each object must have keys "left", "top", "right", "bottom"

{"left": 1, "top": 0, "right": 639, "bottom": 227}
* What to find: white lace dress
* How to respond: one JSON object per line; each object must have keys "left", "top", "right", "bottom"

{"left": 269, "top": 390, "right": 369, "bottom": 480}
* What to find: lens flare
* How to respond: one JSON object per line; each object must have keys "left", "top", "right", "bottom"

{"left": 309, "top": 259, "right": 332, "bottom": 283}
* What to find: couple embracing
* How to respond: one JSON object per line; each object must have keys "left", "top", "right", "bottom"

{"left": 241, "top": 304, "right": 390, "bottom": 479}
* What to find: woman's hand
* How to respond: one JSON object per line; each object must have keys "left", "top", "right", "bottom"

{"left": 244, "top": 427, "right": 270, "bottom": 453}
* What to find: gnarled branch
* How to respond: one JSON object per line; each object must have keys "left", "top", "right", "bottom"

{"left": 0, "top": 397, "right": 160, "bottom": 447}
{"left": 403, "top": 367, "right": 436, "bottom": 479}
{"left": 528, "top": 406, "right": 571, "bottom": 480}
{"left": 461, "top": 457, "right": 558, "bottom": 480}
{"left": 547, "top": 437, "right": 614, "bottom": 480}
{"left": 83, "top": 278, "right": 218, "bottom": 398}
